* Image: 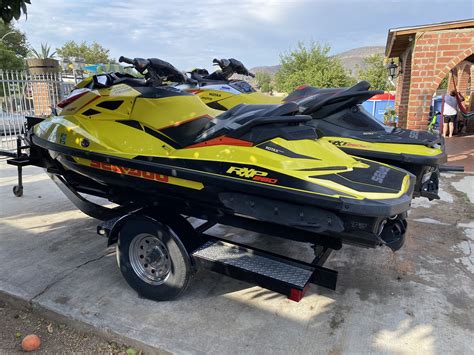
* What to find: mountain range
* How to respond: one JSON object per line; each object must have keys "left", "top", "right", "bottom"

{"left": 249, "top": 46, "right": 385, "bottom": 77}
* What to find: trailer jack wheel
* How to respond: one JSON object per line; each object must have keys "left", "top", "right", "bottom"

{"left": 116, "top": 215, "right": 193, "bottom": 301}
{"left": 13, "top": 185, "right": 23, "bottom": 197}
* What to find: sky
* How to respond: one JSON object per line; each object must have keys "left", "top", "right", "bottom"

{"left": 16, "top": 0, "right": 474, "bottom": 71}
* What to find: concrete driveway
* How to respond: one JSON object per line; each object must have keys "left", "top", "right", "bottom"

{"left": 0, "top": 159, "right": 473, "bottom": 354}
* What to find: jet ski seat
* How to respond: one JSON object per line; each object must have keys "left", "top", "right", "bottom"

{"left": 217, "top": 102, "right": 300, "bottom": 120}
{"left": 194, "top": 102, "right": 314, "bottom": 144}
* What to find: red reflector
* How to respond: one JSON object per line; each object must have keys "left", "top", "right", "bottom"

{"left": 57, "top": 89, "right": 89, "bottom": 108}
{"left": 289, "top": 285, "right": 309, "bottom": 302}
{"left": 186, "top": 136, "right": 253, "bottom": 148}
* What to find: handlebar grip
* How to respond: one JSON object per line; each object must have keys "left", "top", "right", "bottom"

{"left": 119, "top": 56, "right": 134, "bottom": 64}
{"left": 248, "top": 72, "right": 256, "bottom": 78}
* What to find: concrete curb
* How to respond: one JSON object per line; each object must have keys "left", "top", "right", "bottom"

{"left": 0, "top": 289, "right": 168, "bottom": 355}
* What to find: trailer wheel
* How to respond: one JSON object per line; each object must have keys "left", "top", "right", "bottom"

{"left": 117, "top": 216, "right": 192, "bottom": 301}
{"left": 13, "top": 185, "right": 23, "bottom": 197}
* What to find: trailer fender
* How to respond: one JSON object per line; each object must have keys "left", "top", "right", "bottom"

{"left": 105, "top": 209, "right": 206, "bottom": 253}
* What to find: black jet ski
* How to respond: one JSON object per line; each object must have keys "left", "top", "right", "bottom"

{"left": 284, "top": 82, "right": 446, "bottom": 200}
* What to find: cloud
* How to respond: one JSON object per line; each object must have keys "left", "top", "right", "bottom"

{"left": 16, "top": 0, "right": 471, "bottom": 71}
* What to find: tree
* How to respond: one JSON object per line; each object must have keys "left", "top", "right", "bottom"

{"left": 0, "top": 43, "right": 24, "bottom": 70}
{"left": 438, "top": 75, "right": 448, "bottom": 90}
{"left": 1, "top": 0, "right": 30, "bottom": 24}
{"left": 56, "top": 40, "right": 114, "bottom": 64}
{"left": 255, "top": 72, "right": 272, "bottom": 93}
{"left": 357, "top": 53, "right": 394, "bottom": 91}
{"left": 274, "top": 42, "right": 355, "bottom": 93}
{"left": 0, "top": 21, "right": 28, "bottom": 70}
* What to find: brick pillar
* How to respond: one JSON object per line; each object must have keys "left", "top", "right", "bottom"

{"left": 470, "top": 65, "right": 474, "bottom": 112}
{"left": 405, "top": 29, "right": 474, "bottom": 131}
{"left": 27, "top": 59, "right": 60, "bottom": 117}
{"left": 467, "top": 65, "right": 474, "bottom": 133}
{"left": 457, "top": 63, "right": 471, "bottom": 96}
{"left": 395, "top": 48, "right": 413, "bottom": 128}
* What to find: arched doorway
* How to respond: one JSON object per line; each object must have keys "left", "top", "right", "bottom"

{"left": 385, "top": 19, "right": 474, "bottom": 131}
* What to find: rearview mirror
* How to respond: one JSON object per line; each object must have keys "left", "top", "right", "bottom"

{"left": 93, "top": 74, "right": 110, "bottom": 88}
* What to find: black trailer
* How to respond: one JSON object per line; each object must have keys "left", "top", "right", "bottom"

{"left": 96, "top": 211, "right": 338, "bottom": 302}
{"left": 6, "top": 134, "right": 339, "bottom": 302}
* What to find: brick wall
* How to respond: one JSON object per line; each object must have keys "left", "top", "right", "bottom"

{"left": 395, "top": 28, "right": 474, "bottom": 130}
{"left": 457, "top": 62, "right": 471, "bottom": 95}
{"left": 395, "top": 45, "right": 413, "bottom": 128}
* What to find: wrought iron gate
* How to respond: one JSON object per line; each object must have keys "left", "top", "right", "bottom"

{"left": 0, "top": 70, "right": 74, "bottom": 153}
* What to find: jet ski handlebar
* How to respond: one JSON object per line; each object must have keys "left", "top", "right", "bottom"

{"left": 119, "top": 56, "right": 188, "bottom": 85}
{"left": 118, "top": 56, "right": 134, "bottom": 65}
{"left": 212, "top": 58, "right": 255, "bottom": 78}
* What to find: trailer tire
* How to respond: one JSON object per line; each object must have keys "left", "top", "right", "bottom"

{"left": 13, "top": 185, "right": 23, "bottom": 197}
{"left": 117, "top": 215, "right": 192, "bottom": 301}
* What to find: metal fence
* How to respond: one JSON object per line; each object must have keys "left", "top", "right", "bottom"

{"left": 0, "top": 70, "right": 75, "bottom": 152}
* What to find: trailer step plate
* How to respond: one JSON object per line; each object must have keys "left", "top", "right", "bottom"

{"left": 193, "top": 240, "right": 322, "bottom": 301}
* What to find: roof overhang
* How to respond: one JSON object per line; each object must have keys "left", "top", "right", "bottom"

{"left": 385, "top": 19, "right": 474, "bottom": 58}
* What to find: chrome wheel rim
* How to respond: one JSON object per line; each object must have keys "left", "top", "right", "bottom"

{"left": 129, "top": 233, "right": 171, "bottom": 285}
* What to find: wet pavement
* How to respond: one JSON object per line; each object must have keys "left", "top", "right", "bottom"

{"left": 0, "top": 160, "right": 473, "bottom": 354}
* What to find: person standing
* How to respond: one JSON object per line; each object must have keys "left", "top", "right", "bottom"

{"left": 443, "top": 90, "right": 459, "bottom": 138}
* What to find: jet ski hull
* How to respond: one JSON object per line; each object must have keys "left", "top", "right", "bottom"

{"left": 30, "top": 134, "right": 411, "bottom": 251}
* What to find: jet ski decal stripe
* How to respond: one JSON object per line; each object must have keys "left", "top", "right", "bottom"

{"left": 312, "top": 174, "right": 399, "bottom": 193}
{"left": 88, "top": 160, "right": 204, "bottom": 190}
{"left": 338, "top": 147, "right": 447, "bottom": 165}
{"left": 114, "top": 119, "right": 182, "bottom": 149}
{"left": 207, "top": 101, "right": 228, "bottom": 111}
{"left": 256, "top": 142, "right": 320, "bottom": 160}
{"left": 159, "top": 115, "right": 213, "bottom": 147}
{"left": 158, "top": 114, "right": 212, "bottom": 131}
{"left": 186, "top": 136, "right": 253, "bottom": 148}
{"left": 315, "top": 158, "right": 406, "bottom": 193}
{"left": 298, "top": 166, "right": 346, "bottom": 171}
{"left": 143, "top": 126, "right": 181, "bottom": 149}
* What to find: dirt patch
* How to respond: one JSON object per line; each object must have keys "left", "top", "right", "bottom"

{"left": 0, "top": 300, "right": 141, "bottom": 354}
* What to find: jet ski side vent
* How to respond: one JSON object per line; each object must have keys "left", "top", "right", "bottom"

{"left": 82, "top": 108, "right": 100, "bottom": 116}
{"left": 97, "top": 100, "right": 124, "bottom": 110}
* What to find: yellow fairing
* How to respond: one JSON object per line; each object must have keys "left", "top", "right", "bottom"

{"left": 195, "top": 89, "right": 235, "bottom": 104}
{"left": 218, "top": 92, "right": 282, "bottom": 109}
{"left": 131, "top": 95, "right": 220, "bottom": 130}
{"left": 196, "top": 90, "right": 282, "bottom": 110}
{"left": 322, "top": 136, "right": 444, "bottom": 157}
{"left": 58, "top": 85, "right": 139, "bottom": 118}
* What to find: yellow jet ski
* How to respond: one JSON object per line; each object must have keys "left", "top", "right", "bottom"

{"left": 10, "top": 56, "right": 414, "bottom": 300}
{"left": 180, "top": 59, "right": 446, "bottom": 200}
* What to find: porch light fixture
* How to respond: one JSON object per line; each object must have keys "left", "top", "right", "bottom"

{"left": 387, "top": 60, "right": 399, "bottom": 80}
